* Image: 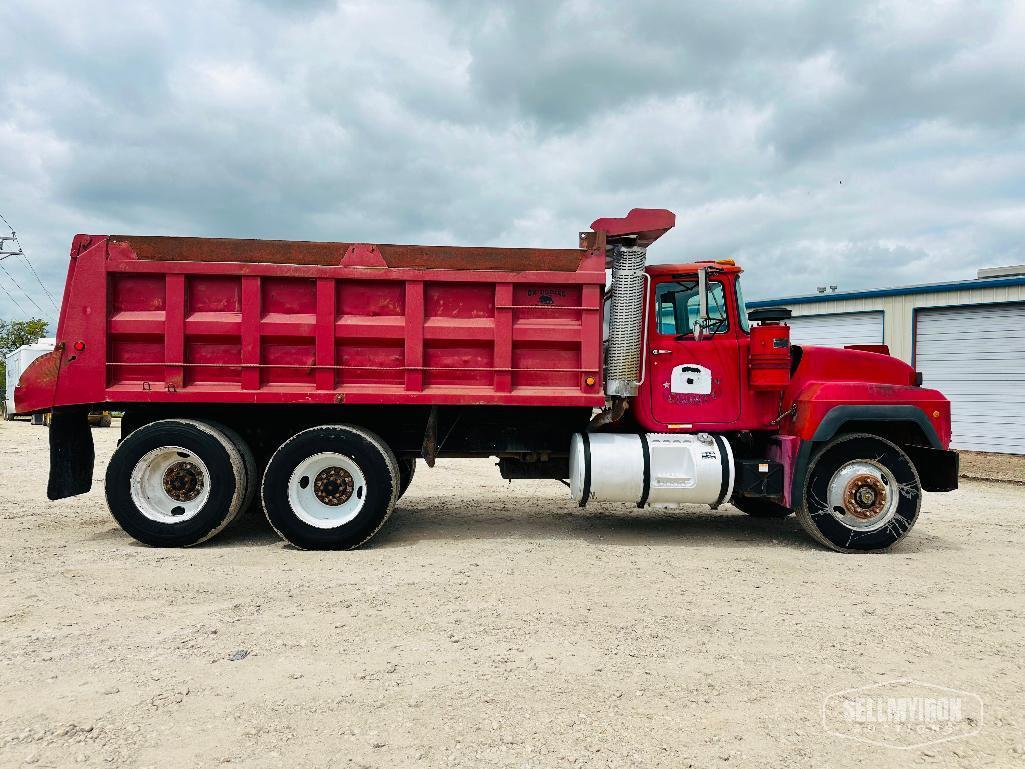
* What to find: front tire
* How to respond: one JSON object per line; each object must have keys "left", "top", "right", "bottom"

{"left": 105, "top": 419, "right": 249, "bottom": 547}
{"left": 261, "top": 425, "right": 399, "bottom": 550}
{"left": 796, "top": 433, "right": 921, "bottom": 552}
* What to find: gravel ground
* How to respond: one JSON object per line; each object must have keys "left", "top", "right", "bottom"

{"left": 1, "top": 418, "right": 1024, "bottom": 769}
{"left": 959, "top": 451, "right": 1025, "bottom": 484}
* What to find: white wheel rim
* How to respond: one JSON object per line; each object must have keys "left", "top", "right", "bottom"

{"left": 287, "top": 452, "right": 367, "bottom": 529}
{"left": 826, "top": 459, "right": 900, "bottom": 532}
{"left": 130, "top": 446, "right": 212, "bottom": 523}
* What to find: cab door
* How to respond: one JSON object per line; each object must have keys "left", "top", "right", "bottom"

{"left": 646, "top": 274, "right": 742, "bottom": 427}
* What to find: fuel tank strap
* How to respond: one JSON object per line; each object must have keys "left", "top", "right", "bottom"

{"left": 579, "top": 432, "right": 592, "bottom": 508}
{"left": 711, "top": 434, "right": 730, "bottom": 509}
{"left": 637, "top": 432, "right": 651, "bottom": 508}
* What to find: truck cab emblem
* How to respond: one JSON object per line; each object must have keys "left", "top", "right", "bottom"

{"left": 670, "top": 364, "right": 712, "bottom": 395}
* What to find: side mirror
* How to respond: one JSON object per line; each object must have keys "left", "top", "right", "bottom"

{"left": 693, "top": 267, "right": 710, "bottom": 340}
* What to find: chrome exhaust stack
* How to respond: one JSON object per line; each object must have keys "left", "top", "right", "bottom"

{"left": 588, "top": 209, "right": 677, "bottom": 400}
{"left": 605, "top": 240, "right": 648, "bottom": 397}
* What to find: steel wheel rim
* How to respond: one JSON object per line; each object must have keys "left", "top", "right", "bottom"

{"left": 826, "top": 459, "right": 900, "bottom": 531}
{"left": 287, "top": 452, "right": 367, "bottom": 529}
{"left": 130, "top": 446, "right": 212, "bottom": 523}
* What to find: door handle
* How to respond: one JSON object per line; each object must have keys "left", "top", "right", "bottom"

{"left": 651, "top": 349, "right": 672, "bottom": 355}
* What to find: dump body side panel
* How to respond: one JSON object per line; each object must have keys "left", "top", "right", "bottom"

{"left": 33, "top": 235, "right": 607, "bottom": 411}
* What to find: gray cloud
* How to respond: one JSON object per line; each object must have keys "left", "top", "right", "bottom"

{"left": 1, "top": 0, "right": 1024, "bottom": 327}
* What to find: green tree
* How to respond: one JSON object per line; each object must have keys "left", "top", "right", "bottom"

{"left": 1, "top": 318, "right": 48, "bottom": 402}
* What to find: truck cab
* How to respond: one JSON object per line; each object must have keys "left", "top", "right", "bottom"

{"left": 576, "top": 212, "right": 957, "bottom": 552}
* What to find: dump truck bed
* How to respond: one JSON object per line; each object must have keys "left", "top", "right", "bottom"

{"left": 18, "top": 233, "right": 608, "bottom": 413}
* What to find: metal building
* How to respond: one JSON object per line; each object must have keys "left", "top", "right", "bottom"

{"left": 749, "top": 266, "right": 1025, "bottom": 455}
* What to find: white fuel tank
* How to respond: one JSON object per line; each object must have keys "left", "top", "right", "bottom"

{"left": 569, "top": 432, "right": 735, "bottom": 508}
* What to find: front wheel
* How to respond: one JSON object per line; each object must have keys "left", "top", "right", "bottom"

{"left": 796, "top": 433, "right": 921, "bottom": 553}
{"left": 261, "top": 425, "right": 400, "bottom": 550}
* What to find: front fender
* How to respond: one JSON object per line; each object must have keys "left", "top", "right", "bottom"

{"left": 810, "top": 404, "right": 943, "bottom": 448}
{"left": 786, "top": 382, "right": 951, "bottom": 449}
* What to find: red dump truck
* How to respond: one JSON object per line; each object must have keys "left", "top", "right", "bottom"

{"left": 14, "top": 209, "right": 958, "bottom": 551}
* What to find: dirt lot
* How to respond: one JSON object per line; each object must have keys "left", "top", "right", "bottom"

{"left": 959, "top": 451, "right": 1025, "bottom": 484}
{"left": 1, "top": 418, "right": 1023, "bottom": 769}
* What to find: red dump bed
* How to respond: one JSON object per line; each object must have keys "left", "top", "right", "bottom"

{"left": 16, "top": 231, "right": 612, "bottom": 413}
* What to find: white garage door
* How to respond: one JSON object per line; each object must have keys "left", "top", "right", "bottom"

{"left": 916, "top": 303, "right": 1025, "bottom": 454}
{"left": 786, "top": 311, "right": 884, "bottom": 348}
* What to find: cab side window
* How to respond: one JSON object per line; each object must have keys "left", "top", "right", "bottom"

{"left": 656, "top": 279, "right": 730, "bottom": 336}
{"left": 656, "top": 279, "right": 698, "bottom": 335}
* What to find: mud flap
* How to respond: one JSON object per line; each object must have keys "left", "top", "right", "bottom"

{"left": 47, "top": 407, "right": 95, "bottom": 500}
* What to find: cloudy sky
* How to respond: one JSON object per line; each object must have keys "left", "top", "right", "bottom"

{"left": 1, "top": 0, "right": 1024, "bottom": 324}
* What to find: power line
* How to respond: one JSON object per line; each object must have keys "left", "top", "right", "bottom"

{"left": 0, "top": 260, "right": 46, "bottom": 315}
{"left": 0, "top": 210, "right": 60, "bottom": 311}
{"left": 13, "top": 234, "right": 58, "bottom": 309}
{"left": 0, "top": 273, "right": 30, "bottom": 315}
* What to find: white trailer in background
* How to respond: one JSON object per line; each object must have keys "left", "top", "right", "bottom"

{"left": 3, "top": 338, "right": 56, "bottom": 421}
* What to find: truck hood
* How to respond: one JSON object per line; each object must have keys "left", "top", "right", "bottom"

{"left": 783, "top": 344, "right": 951, "bottom": 448}
{"left": 791, "top": 344, "right": 916, "bottom": 388}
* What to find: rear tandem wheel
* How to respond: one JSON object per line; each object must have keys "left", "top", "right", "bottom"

{"left": 104, "top": 419, "right": 251, "bottom": 547}
{"left": 397, "top": 456, "right": 417, "bottom": 499}
{"left": 260, "top": 424, "right": 400, "bottom": 550}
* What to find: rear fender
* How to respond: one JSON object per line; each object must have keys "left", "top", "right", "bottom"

{"left": 12, "top": 348, "right": 63, "bottom": 415}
